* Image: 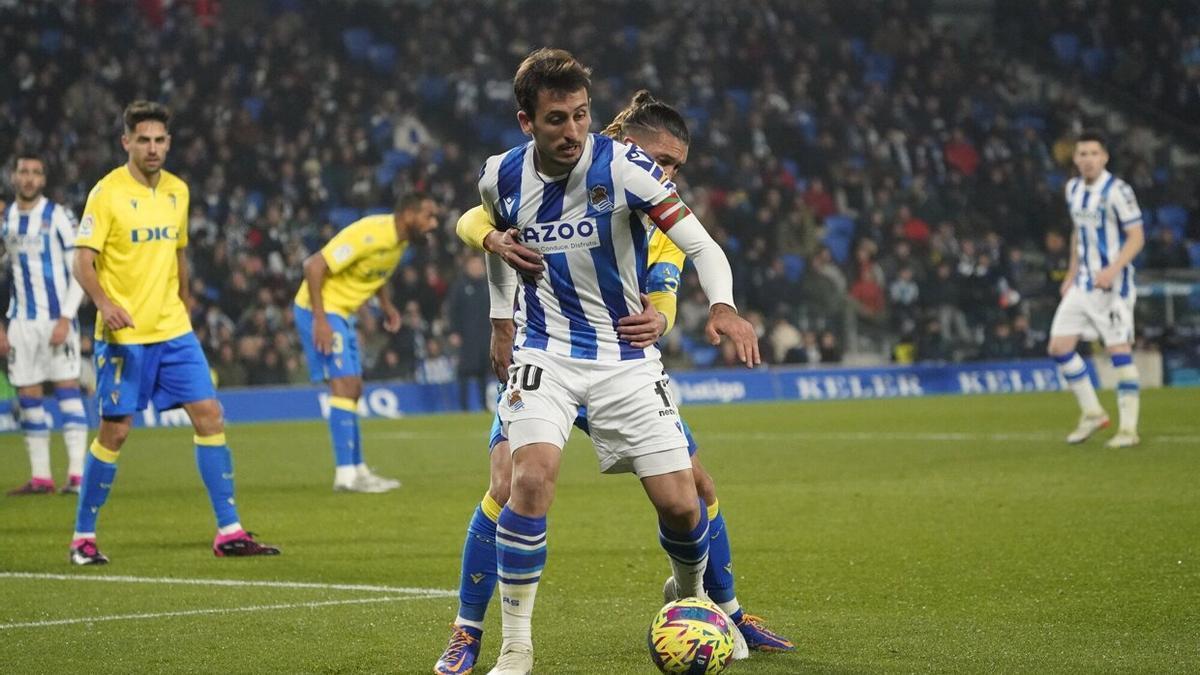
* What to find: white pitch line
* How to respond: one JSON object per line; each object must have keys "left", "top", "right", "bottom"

{"left": 0, "top": 594, "right": 441, "bottom": 630}
{"left": 0, "top": 572, "right": 456, "bottom": 597}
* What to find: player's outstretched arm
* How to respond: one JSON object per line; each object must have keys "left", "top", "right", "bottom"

{"left": 660, "top": 213, "right": 761, "bottom": 367}
{"left": 73, "top": 247, "right": 134, "bottom": 331}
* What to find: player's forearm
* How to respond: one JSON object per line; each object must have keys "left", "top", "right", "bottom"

{"left": 648, "top": 291, "right": 677, "bottom": 335}
{"left": 1066, "top": 231, "right": 1080, "bottom": 275}
{"left": 72, "top": 248, "right": 115, "bottom": 308}
{"left": 374, "top": 280, "right": 396, "bottom": 312}
{"left": 660, "top": 214, "right": 736, "bottom": 310}
{"left": 176, "top": 250, "right": 192, "bottom": 307}
{"left": 303, "top": 255, "right": 330, "bottom": 319}
{"left": 486, "top": 252, "right": 518, "bottom": 319}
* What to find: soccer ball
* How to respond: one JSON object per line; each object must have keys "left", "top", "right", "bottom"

{"left": 647, "top": 597, "right": 735, "bottom": 674}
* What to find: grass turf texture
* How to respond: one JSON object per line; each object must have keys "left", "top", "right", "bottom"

{"left": 1, "top": 388, "right": 1197, "bottom": 673}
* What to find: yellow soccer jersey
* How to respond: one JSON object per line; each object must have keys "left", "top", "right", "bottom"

{"left": 76, "top": 166, "right": 192, "bottom": 344}
{"left": 294, "top": 214, "right": 407, "bottom": 317}
{"left": 645, "top": 225, "right": 685, "bottom": 333}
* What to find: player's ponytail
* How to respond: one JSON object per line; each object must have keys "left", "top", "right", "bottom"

{"left": 601, "top": 89, "right": 690, "bottom": 146}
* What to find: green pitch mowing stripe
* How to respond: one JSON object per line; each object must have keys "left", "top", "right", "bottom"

{"left": 0, "top": 388, "right": 1196, "bottom": 673}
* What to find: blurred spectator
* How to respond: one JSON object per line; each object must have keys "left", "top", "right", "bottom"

{"left": 445, "top": 255, "right": 493, "bottom": 410}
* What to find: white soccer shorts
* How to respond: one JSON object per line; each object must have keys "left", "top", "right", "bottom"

{"left": 499, "top": 348, "right": 692, "bottom": 478}
{"left": 5, "top": 318, "right": 82, "bottom": 387}
{"left": 1049, "top": 287, "right": 1135, "bottom": 346}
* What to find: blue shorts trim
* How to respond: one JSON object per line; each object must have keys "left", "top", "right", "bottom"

{"left": 294, "top": 304, "right": 361, "bottom": 382}
{"left": 94, "top": 332, "right": 216, "bottom": 417}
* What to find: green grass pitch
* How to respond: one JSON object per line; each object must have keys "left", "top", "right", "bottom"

{"left": 1, "top": 389, "right": 1197, "bottom": 673}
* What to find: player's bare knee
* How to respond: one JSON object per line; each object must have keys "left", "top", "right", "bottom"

{"left": 99, "top": 418, "right": 132, "bottom": 449}
{"left": 188, "top": 400, "right": 225, "bottom": 436}
{"left": 488, "top": 474, "right": 512, "bottom": 506}
{"left": 658, "top": 498, "right": 702, "bottom": 532}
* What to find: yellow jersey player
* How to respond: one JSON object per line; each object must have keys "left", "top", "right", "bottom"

{"left": 435, "top": 90, "right": 791, "bottom": 675}
{"left": 70, "top": 100, "right": 279, "bottom": 564}
{"left": 293, "top": 193, "right": 439, "bottom": 492}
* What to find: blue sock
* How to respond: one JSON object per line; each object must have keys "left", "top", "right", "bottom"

{"left": 704, "top": 507, "right": 737, "bottom": 605}
{"left": 350, "top": 413, "right": 363, "bottom": 466}
{"left": 457, "top": 495, "right": 502, "bottom": 626}
{"left": 74, "top": 440, "right": 119, "bottom": 536}
{"left": 195, "top": 434, "right": 241, "bottom": 529}
{"left": 496, "top": 506, "right": 548, "bottom": 644}
{"left": 328, "top": 397, "right": 358, "bottom": 469}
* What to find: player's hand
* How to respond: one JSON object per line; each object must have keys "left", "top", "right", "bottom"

{"left": 490, "top": 320, "right": 515, "bottom": 382}
{"left": 617, "top": 294, "right": 667, "bottom": 348}
{"left": 486, "top": 229, "right": 544, "bottom": 280}
{"left": 98, "top": 301, "right": 135, "bottom": 332}
{"left": 1095, "top": 265, "right": 1119, "bottom": 290}
{"left": 313, "top": 316, "right": 335, "bottom": 354}
{"left": 704, "top": 303, "right": 761, "bottom": 368}
{"left": 0, "top": 326, "right": 9, "bottom": 357}
{"left": 49, "top": 317, "right": 71, "bottom": 346}
{"left": 382, "top": 305, "right": 402, "bottom": 333}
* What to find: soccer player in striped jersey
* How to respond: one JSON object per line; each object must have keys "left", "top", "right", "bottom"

{"left": 435, "top": 91, "right": 792, "bottom": 675}
{"left": 1048, "top": 131, "right": 1145, "bottom": 448}
{"left": 293, "top": 192, "right": 439, "bottom": 492}
{"left": 68, "top": 100, "right": 278, "bottom": 564}
{"left": 0, "top": 153, "right": 89, "bottom": 496}
{"left": 467, "top": 49, "right": 759, "bottom": 675}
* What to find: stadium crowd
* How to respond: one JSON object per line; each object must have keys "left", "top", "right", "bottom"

{"left": 1, "top": 0, "right": 1196, "bottom": 393}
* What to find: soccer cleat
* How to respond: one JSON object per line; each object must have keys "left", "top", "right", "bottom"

{"left": 213, "top": 530, "right": 281, "bottom": 557}
{"left": 60, "top": 476, "right": 82, "bottom": 495}
{"left": 662, "top": 577, "right": 749, "bottom": 660}
{"left": 1104, "top": 430, "right": 1140, "bottom": 448}
{"left": 8, "top": 478, "right": 56, "bottom": 496}
{"left": 69, "top": 538, "right": 109, "bottom": 565}
{"left": 333, "top": 475, "right": 393, "bottom": 493}
{"left": 736, "top": 613, "right": 796, "bottom": 652}
{"left": 434, "top": 624, "right": 482, "bottom": 674}
{"left": 486, "top": 642, "right": 533, "bottom": 675}
{"left": 358, "top": 468, "right": 401, "bottom": 491}
{"left": 1066, "top": 413, "right": 1110, "bottom": 444}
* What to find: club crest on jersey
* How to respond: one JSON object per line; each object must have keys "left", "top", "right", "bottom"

{"left": 507, "top": 390, "right": 525, "bottom": 411}
{"left": 589, "top": 185, "right": 614, "bottom": 213}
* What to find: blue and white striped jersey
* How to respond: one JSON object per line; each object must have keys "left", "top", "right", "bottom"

{"left": 1065, "top": 170, "right": 1142, "bottom": 298}
{"left": 479, "top": 133, "right": 692, "bottom": 361}
{"left": 2, "top": 197, "right": 79, "bottom": 320}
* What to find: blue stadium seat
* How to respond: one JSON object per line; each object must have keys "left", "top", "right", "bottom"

{"left": 864, "top": 53, "right": 894, "bottom": 86}
{"left": 418, "top": 75, "right": 450, "bottom": 104}
{"left": 1080, "top": 47, "right": 1109, "bottom": 76}
{"left": 781, "top": 254, "right": 805, "bottom": 283}
{"left": 1050, "top": 32, "right": 1080, "bottom": 64}
{"left": 825, "top": 214, "right": 855, "bottom": 238}
{"left": 40, "top": 29, "right": 63, "bottom": 53}
{"left": 364, "top": 206, "right": 393, "bottom": 217}
{"left": 329, "top": 207, "right": 361, "bottom": 230}
{"left": 848, "top": 38, "right": 866, "bottom": 61}
{"left": 367, "top": 44, "right": 397, "bottom": 73}
{"left": 500, "top": 128, "right": 528, "bottom": 148}
{"left": 242, "top": 96, "right": 265, "bottom": 122}
{"left": 341, "top": 28, "right": 373, "bottom": 61}
{"left": 1044, "top": 170, "right": 1066, "bottom": 191}
{"left": 726, "top": 89, "right": 751, "bottom": 115}
{"left": 1188, "top": 242, "right": 1200, "bottom": 268}
{"left": 245, "top": 191, "right": 266, "bottom": 217}
{"left": 1156, "top": 205, "right": 1188, "bottom": 240}
{"left": 823, "top": 215, "right": 855, "bottom": 265}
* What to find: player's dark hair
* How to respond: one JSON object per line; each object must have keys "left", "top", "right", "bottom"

{"left": 395, "top": 190, "right": 433, "bottom": 213}
{"left": 601, "top": 90, "right": 691, "bottom": 146}
{"left": 12, "top": 151, "right": 46, "bottom": 171}
{"left": 1077, "top": 129, "right": 1107, "bottom": 149}
{"left": 123, "top": 100, "right": 171, "bottom": 134}
{"left": 513, "top": 48, "right": 592, "bottom": 117}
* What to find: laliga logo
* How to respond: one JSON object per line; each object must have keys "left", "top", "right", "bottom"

{"left": 130, "top": 226, "right": 178, "bottom": 243}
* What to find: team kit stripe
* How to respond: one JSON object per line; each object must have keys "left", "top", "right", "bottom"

{"left": 5, "top": 199, "right": 74, "bottom": 321}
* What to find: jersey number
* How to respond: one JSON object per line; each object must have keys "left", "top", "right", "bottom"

{"left": 511, "top": 365, "right": 543, "bottom": 391}
{"left": 653, "top": 380, "right": 672, "bottom": 408}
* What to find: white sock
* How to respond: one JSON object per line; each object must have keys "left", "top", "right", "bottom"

{"left": 1115, "top": 364, "right": 1140, "bottom": 433}
{"left": 58, "top": 396, "right": 89, "bottom": 477}
{"left": 335, "top": 465, "right": 357, "bottom": 484}
{"left": 217, "top": 522, "right": 244, "bottom": 536}
{"left": 718, "top": 599, "right": 742, "bottom": 617}
{"left": 668, "top": 554, "right": 709, "bottom": 599}
{"left": 1057, "top": 353, "right": 1104, "bottom": 416}
{"left": 21, "top": 404, "right": 52, "bottom": 480}
{"left": 355, "top": 462, "right": 370, "bottom": 476}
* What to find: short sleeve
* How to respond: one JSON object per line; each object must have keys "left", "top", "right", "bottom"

{"left": 320, "top": 221, "right": 374, "bottom": 274}
{"left": 617, "top": 143, "right": 692, "bottom": 231}
{"left": 645, "top": 228, "right": 685, "bottom": 294}
{"left": 75, "top": 183, "right": 112, "bottom": 252}
{"left": 54, "top": 205, "right": 78, "bottom": 251}
{"left": 1113, "top": 182, "right": 1142, "bottom": 230}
